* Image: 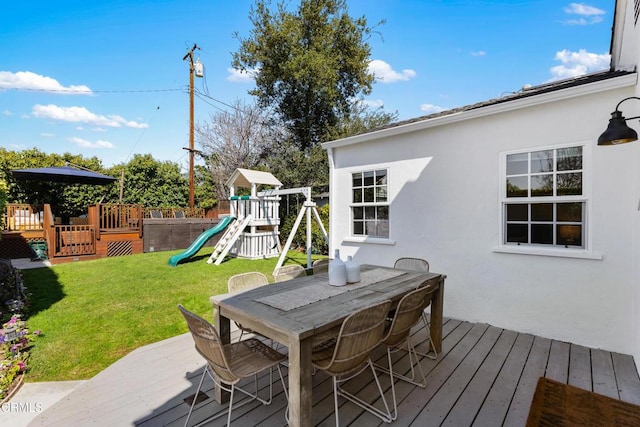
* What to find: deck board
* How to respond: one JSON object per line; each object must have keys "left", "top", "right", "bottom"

{"left": 471, "top": 332, "right": 533, "bottom": 426}
{"left": 591, "top": 348, "right": 619, "bottom": 399}
{"left": 26, "top": 319, "right": 640, "bottom": 427}
{"left": 568, "top": 343, "right": 592, "bottom": 390}
{"left": 612, "top": 351, "right": 640, "bottom": 405}
{"left": 443, "top": 328, "right": 517, "bottom": 426}
{"left": 503, "top": 336, "right": 551, "bottom": 427}
{"left": 416, "top": 325, "right": 502, "bottom": 426}
{"left": 544, "top": 340, "right": 569, "bottom": 383}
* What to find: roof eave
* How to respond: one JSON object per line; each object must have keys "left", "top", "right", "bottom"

{"left": 322, "top": 72, "right": 638, "bottom": 150}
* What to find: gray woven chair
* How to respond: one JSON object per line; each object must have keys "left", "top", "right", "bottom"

{"left": 178, "top": 304, "right": 288, "bottom": 427}
{"left": 273, "top": 264, "right": 306, "bottom": 282}
{"left": 394, "top": 257, "right": 429, "bottom": 272}
{"left": 228, "top": 272, "right": 269, "bottom": 293}
{"left": 312, "top": 300, "right": 393, "bottom": 425}
{"left": 312, "top": 258, "right": 330, "bottom": 274}
{"left": 227, "top": 272, "right": 269, "bottom": 342}
{"left": 393, "top": 257, "right": 437, "bottom": 359}
{"left": 376, "top": 285, "right": 437, "bottom": 420}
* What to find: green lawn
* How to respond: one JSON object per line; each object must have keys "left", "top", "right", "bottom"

{"left": 22, "top": 249, "right": 316, "bottom": 382}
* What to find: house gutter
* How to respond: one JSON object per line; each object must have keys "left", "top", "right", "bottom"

{"left": 322, "top": 72, "right": 637, "bottom": 150}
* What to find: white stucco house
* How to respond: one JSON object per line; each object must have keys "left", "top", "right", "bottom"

{"left": 322, "top": 0, "right": 640, "bottom": 373}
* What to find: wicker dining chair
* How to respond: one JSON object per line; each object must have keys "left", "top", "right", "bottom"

{"left": 228, "top": 272, "right": 269, "bottom": 293}
{"left": 375, "top": 285, "right": 437, "bottom": 420}
{"left": 178, "top": 304, "right": 288, "bottom": 427}
{"left": 227, "top": 272, "right": 269, "bottom": 342}
{"left": 312, "top": 258, "right": 330, "bottom": 274}
{"left": 394, "top": 257, "right": 429, "bottom": 272}
{"left": 311, "top": 300, "right": 393, "bottom": 425}
{"left": 273, "top": 264, "right": 306, "bottom": 282}
{"left": 393, "top": 257, "right": 437, "bottom": 359}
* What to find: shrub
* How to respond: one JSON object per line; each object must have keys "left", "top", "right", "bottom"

{"left": 279, "top": 204, "right": 329, "bottom": 255}
{"left": 0, "top": 262, "right": 39, "bottom": 400}
{"left": 0, "top": 314, "right": 41, "bottom": 400}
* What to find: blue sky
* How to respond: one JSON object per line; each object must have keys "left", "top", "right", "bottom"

{"left": 0, "top": 1, "right": 614, "bottom": 169}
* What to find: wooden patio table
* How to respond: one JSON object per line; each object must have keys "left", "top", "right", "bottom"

{"left": 213, "top": 264, "right": 446, "bottom": 427}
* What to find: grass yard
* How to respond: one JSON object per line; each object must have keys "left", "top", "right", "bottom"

{"left": 22, "top": 249, "right": 316, "bottom": 382}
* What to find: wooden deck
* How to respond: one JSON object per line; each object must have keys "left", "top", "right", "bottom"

{"left": 27, "top": 319, "right": 640, "bottom": 427}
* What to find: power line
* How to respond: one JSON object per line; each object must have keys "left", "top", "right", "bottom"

{"left": 5, "top": 87, "right": 183, "bottom": 94}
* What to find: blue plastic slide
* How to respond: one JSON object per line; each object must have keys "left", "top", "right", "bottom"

{"left": 168, "top": 216, "right": 236, "bottom": 266}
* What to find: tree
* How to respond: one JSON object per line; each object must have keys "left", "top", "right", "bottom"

{"left": 263, "top": 102, "right": 397, "bottom": 189}
{"left": 0, "top": 149, "right": 195, "bottom": 217}
{"left": 326, "top": 101, "right": 398, "bottom": 141}
{"left": 232, "top": 0, "right": 378, "bottom": 152}
{"left": 108, "top": 154, "right": 189, "bottom": 207}
{"left": 195, "top": 99, "right": 275, "bottom": 201}
{"left": 0, "top": 148, "right": 110, "bottom": 217}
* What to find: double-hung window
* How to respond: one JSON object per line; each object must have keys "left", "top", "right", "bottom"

{"left": 351, "top": 169, "right": 389, "bottom": 238}
{"left": 502, "top": 145, "right": 585, "bottom": 249}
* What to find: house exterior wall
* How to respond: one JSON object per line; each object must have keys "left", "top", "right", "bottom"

{"left": 611, "top": 0, "right": 639, "bottom": 71}
{"left": 326, "top": 80, "right": 639, "bottom": 357}
{"left": 612, "top": 0, "right": 640, "bottom": 377}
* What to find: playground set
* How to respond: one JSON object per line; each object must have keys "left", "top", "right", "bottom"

{"left": 168, "top": 168, "right": 328, "bottom": 271}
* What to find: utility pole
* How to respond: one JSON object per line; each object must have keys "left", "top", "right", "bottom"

{"left": 182, "top": 43, "right": 200, "bottom": 209}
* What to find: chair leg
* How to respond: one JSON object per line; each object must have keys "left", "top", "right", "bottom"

{"left": 414, "top": 312, "right": 437, "bottom": 359}
{"left": 375, "top": 339, "right": 427, "bottom": 388}
{"left": 335, "top": 359, "right": 392, "bottom": 424}
{"left": 387, "top": 348, "right": 398, "bottom": 421}
{"left": 333, "top": 377, "right": 341, "bottom": 427}
{"left": 226, "top": 387, "right": 236, "bottom": 427}
{"left": 184, "top": 366, "right": 208, "bottom": 427}
{"left": 187, "top": 364, "right": 287, "bottom": 427}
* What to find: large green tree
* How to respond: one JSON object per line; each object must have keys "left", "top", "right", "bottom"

{"left": 105, "top": 154, "right": 189, "bottom": 207}
{"left": 232, "top": 0, "right": 378, "bottom": 152}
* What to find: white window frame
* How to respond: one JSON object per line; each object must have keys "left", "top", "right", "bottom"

{"left": 349, "top": 168, "right": 390, "bottom": 240}
{"left": 495, "top": 142, "right": 602, "bottom": 259}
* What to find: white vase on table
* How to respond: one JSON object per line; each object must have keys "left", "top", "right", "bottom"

{"left": 345, "top": 256, "right": 361, "bottom": 283}
{"left": 328, "top": 249, "right": 347, "bottom": 286}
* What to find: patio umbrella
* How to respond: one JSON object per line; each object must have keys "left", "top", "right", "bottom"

{"left": 11, "top": 166, "right": 118, "bottom": 185}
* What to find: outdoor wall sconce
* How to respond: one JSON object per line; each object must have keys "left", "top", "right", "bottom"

{"left": 598, "top": 97, "right": 640, "bottom": 146}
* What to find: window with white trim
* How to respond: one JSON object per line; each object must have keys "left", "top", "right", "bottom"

{"left": 502, "top": 145, "right": 585, "bottom": 248}
{"left": 351, "top": 169, "right": 389, "bottom": 238}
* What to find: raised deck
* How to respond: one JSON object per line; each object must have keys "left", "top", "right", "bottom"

{"left": 25, "top": 318, "right": 640, "bottom": 426}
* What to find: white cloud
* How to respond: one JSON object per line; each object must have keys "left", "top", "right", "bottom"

{"left": 2, "top": 110, "right": 12, "bottom": 116}
{"left": 362, "top": 99, "right": 384, "bottom": 108}
{"left": 41, "top": 132, "right": 55, "bottom": 138}
{"left": 32, "top": 104, "right": 148, "bottom": 128}
{"left": 68, "top": 136, "right": 115, "bottom": 149}
{"left": 227, "top": 67, "right": 258, "bottom": 83}
{"left": 548, "top": 49, "right": 610, "bottom": 80}
{"left": 563, "top": 3, "right": 605, "bottom": 25}
{"left": 368, "top": 60, "right": 417, "bottom": 83}
{"left": 471, "top": 51, "right": 486, "bottom": 57}
{"left": 420, "top": 104, "right": 446, "bottom": 114}
{"left": 0, "top": 71, "right": 92, "bottom": 94}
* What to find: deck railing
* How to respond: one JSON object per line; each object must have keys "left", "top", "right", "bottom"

{"left": 142, "top": 207, "right": 206, "bottom": 219}
{"left": 96, "top": 204, "right": 142, "bottom": 232}
{"left": 230, "top": 196, "right": 280, "bottom": 224}
{"left": 3, "top": 204, "right": 44, "bottom": 231}
{"left": 53, "top": 224, "right": 96, "bottom": 257}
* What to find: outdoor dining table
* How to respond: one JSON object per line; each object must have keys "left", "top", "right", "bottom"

{"left": 213, "top": 264, "right": 446, "bottom": 427}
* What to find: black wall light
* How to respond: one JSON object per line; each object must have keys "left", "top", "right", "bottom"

{"left": 598, "top": 96, "right": 640, "bottom": 146}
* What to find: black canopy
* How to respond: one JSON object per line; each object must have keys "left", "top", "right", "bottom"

{"left": 11, "top": 166, "right": 118, "bottom": 185}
